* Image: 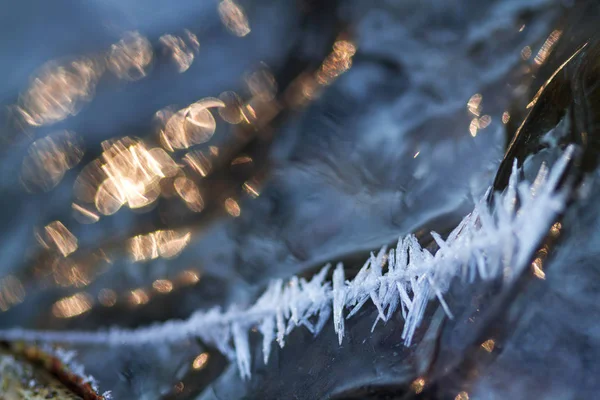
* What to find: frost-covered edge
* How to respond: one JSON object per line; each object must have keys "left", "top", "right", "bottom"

{"left": 42, "top": 345, "right": 113, "bottom": 399}
{"left": 0, "top": 146, "right": 575, "bottom": 380}
{"left": 0, "top": 344, "right": 112, "bottom": 399}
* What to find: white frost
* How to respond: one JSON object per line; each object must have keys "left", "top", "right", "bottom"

{"left": 0, "top": 146, "right": 575, "bottom": 379}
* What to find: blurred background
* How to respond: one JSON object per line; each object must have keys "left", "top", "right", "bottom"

{"left": 0, "top": 0, "right": 589, "bottom": 398}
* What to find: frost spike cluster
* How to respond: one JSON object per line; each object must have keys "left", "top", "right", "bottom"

{"left": 0, "top": 146, "right": 574, "bottom": 380}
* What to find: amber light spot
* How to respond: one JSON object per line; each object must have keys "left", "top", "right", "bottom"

{"left": 218, "top": 0, "right": 251, "bottom": 37}
{"left": 192, "top": 352, "right": 210, "bottom": 370}
{"left": 94, "top": 177, "right": 127, "bottom": 216}
{"left": 243, "top": 179, "right": 260, "bottom": 198}
{"left": 535, "top": 30, "right": 562, "bottom": 65}
{"left": 455, "top": 391, "right": 469, "bottom": 400}
{"left": 183, "top": 150, "right": 213, "bottom": 177}
{"left": 469, "top": 115, "right": 491, "bottom": 137}
{"left": 550, "top": 222, "right": 562, "bottom": 237}
{"left": 531, "top": 257, "right": 546, "bottom": 280}
{"left": 153, "top": 279, "right": 174, "bottom": 294}
{"left": 159, "top": 31, "right": 199, "bottom": 73}
{"left": 160, "top": 98, "right": 225, "bottom": 151}
{"left": 127, "top": 230, "right": 191, "bottom": 262}
{"left": 316, "top": 39, "right": 356, "bottom": 86}
{"left": 410, "top": 378, "right": 425, "bottom": 394}
{"left": 128, "top": 232, "right": 159, "bottom": 262}
{"left": 502, "top": 111, "right": 510, "bottom": 124}
{"left": 240, "top": 102, "right": 258, "bottom": 124}
{"left": 91, "top": 137, "right": 179, "bottom": 215}
{"left": 156, "top": 230, "right": 192, "bottom": 259}
{"left": 98, "top": 288, "right": 117, "bottom": 307}
{"left": 467, "top": 93, "right": 482, "bottom": 117}
{"left": 52, "top": 292, "right": 93, "bottom": 318}
{"left": 52, "top": 257, "right": 91, "bottom": 288}
{"left": 17, "top": 58, "right": 103, "bottom": 127}
{"left": 225, "top": 198, "right": 241, "bottom": 217}
{"left": 0, "top": 276, "right": 26, "bottom": 312}
{"left": 481, "top": 339, "right": 495, "bottom": 352}
{"left": 231, "top": 155, "right": 253, "bottom": 166}
{"left": 218, "top": 91, "right": 244, "bottom": 124}
{"left": 44, "top": 220, "right": 78, "bottom": 257}
{"left": 177, "top": 269, "right": 201, "bottom": 285}
{"left": 128, "top": 289, "right": 150, "bottom": 306}
{"left": 107, "top": 31, "right": 153, "bottom": 81}
{"left": 174, "top": 176, "right": 204, "bottom": 212}
{"left": 21, "top": 130, "right": 84, "bottom": 192}
{"left": 72, "top": 202, "right": 100, "bottom": 224}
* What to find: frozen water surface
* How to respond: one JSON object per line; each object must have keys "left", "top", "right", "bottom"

{"left": 2, "top": 0, "right": 600, "bottom": 399}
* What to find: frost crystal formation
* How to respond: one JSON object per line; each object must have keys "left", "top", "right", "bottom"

{"left": 0, "top": 146, "right": 574, "bottom": 379}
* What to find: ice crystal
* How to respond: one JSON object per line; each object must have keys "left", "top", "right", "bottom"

{"left": 42, "top": 345, "right": 100, "bottom": 392}
{"left": 0, "top": 146, "right": 575, "bottom": 379}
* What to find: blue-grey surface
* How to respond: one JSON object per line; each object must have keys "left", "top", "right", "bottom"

{"left": 2, "top": 0, "right": 594, "bottom": 399}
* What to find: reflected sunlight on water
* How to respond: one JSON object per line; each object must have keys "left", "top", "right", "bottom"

{"left": 159, "top": 31, "right": 199, "bottom": 73}
{"left": 17, "top": 58, "right": 103, "bottom": 127}
{"left": 127, "top": 230, "right": 191, "bottom": 262}
{"left": 52, "top": 292, "right": 93, "bottom": 318}
{"left": 43, "top": 220, "right": 78, "bottom": 257}
{"left": 160, "top": 98, "right": 225, "bottom": 151}
{"left": 107, "top": 31, "right": 153, "bottom": 81}
{"left": 21, "top": 130, "right": 84, "bottom": 192}
{"left": 218, "top": 0, "right": 251, "bottom": 37}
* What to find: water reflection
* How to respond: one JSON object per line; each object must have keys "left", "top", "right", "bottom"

{"left": 534, "top": 30, "right": 562, "bottom": 65}
{"left": 43, "top": 220, "right": 78, "bottom": 257}
{"left": 455, "top": 392, "right": 469, "bottom": 400}
{"left": 242, "top": 178, "right": 260, "bottom": 198}
{"left": 21, "top": 130, "right": 84, "bottom": 192}
{"left": 0, "top": 276, "right": 25, "bottom": 312}
{"left": 52, "top": 292, "right": 93, "bottom": 318}
{"left": 410, "top": 378, "right": 425, "bottom": 394}
{"left": 192, "top": 352, "right": 210, "bottom": 370}
{"left": 127, "top": 230, "right": 191, "bottom": 262}
{"left": 174, "top": 176, "right": 204, "bottom": 212}
{"left": 128, "top": 288, "right": 150, "bottom": 306}
{"left": 177, "top": 269, "right": 201, "bottom": 285}
{"left": 98, "top": 288, "right": 117, "bottom": 307}
{"left": 218, "top": 91, "right": 244, "bottom": 124}
{"left": 183, "top": 150, "right": 213, "bottom": 177}
{"left": 467, "top": 93, "right": 482, "bottom": 117}
{"left": 316, "top": 39, "right": 356, "bottom": 86}
{"left": 160, "top": 98, "right": 225, "bottom": 151}
{"left": 82, "top": 137, "right": 180, "bottom": 215}
{"left": 218, "top": 0, "right": 251, "bottom": 37}
{"left": 160, "top": 31, "right": 199, "bottom": 73}
{"left": 481, "top": 339, "right": 495, "bottom": 352}
{"left": 51, "top": 257, "right": 92, "bottom": 288}
{"left": 71, "top": 203, "right": 100, "bottom": 224}
{"left": 107, "top": 31, "right": 153, "bottom": 81}
{"left": 17, "top": 58, "right": 103, "bottom": 127}
{"left": 224, "top": 197, "right": 241, "bottom": 217}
